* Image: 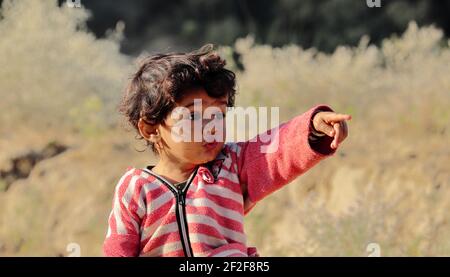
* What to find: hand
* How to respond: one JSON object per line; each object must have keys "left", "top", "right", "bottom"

{"left": 312, "top": 111, "right": 351, "bottom": 149}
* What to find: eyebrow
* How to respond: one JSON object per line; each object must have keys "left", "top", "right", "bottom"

{"left": 184, "top": 99, "right": 228, "bottom": 108}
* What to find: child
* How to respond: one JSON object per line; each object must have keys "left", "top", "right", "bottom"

{"left": 103, "top": 44, "right": 351, "bottom": 257}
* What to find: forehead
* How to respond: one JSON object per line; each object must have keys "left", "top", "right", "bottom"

{"left": 177, "top": 87, "right": 228, "bottom": 107}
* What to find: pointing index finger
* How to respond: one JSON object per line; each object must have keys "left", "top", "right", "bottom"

{"left": 324, "top": 113, "right": 352, "bottom": 123}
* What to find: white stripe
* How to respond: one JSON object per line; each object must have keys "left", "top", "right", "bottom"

{"left": 138, "top": 180, "right": 161, "bottom": 218}
{"left": 236, "top": 145, "right": 242, "bottom": 156}
{"left": 187, "top": 197, "right": 244, "bottom": 223}
{"left": 223, "top": 155, "right": 232, "bottom": 168}
{"left": 151, "top": 222, "right": 179, "bottom": 240}
{"left": 217, "top": 168, "right": 240, "bottom": 184}
{"left": 187, "top": 214, "right": 246, "bottom": 244}
{"left": 122, "top": 175, "right": 140, "bottom": 209}
{"left": 140, "top": 205, "right": 176, "bottom": 241}
{"left": 196, "top": 181, "right": 243, "bottom": 204}
{"left": 106, "top": 226, "right": 112, "bottom": 237}
{"left": 140, "top": 170, "right": 151, "bottom": 179}
{"left": 142, "top": 179, "right": 162, "bottom": 194}
{"left": 141, "top": 216, "right": 164, "bottom": 242}
{"left": 147, "top": 191, "right": 174, "bottom": 214}
{"left": 113, "top": 196, "right": 127, "bottom": 234}
{"left": 141, "top": 241, "right": 183, "bottom": 257}
{"left": 113, "top": 169, "right": 134, "bottom": 234}
{"left": 213, "top": 249, "right": 247, "bottom": 257}
{"left": 136, "top": 186, "right": 147, "bottom": 218}
{"left": 121, "top": 175, "right": 141, "bottom": 233}
{"left": 122, "top": 174, "right": 165, "bottom": 233}
{"left": 226, "top": 142, "right": 241, "bottom": 156}
{"left": 106, "top": 210, "right": 113, "bottom": 237}
{"left": 189, "top": 233, "right": 228, "bottom": 247}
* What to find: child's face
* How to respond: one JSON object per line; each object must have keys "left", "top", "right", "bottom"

{"left": 157, "top": 87, "right": 228, "bottom": 165}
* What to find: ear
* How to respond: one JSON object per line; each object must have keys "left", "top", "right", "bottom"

{"left": 138, "top": 118, "right": 160, "bottom": 143}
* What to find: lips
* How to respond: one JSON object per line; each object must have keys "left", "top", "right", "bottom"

{"left": 203, "top": 142, "right": 219, "bottom": 150}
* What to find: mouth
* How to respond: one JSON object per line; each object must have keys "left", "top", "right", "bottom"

{"left": 203, "top": 141, "right": 220, "bottom": 150}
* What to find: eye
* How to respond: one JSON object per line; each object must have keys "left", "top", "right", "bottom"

{"left": 189, "top": 112, "right": 202, "bottom": 121}
{"left": 214, "top": 112, "right": 226, "bottom": 120}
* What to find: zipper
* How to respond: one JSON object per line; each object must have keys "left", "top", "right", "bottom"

{"left": 176, "top": 186, "right": 191, "bottom": 256}
{"left": 143, "top": 166, "right": 197, "bottom": 257}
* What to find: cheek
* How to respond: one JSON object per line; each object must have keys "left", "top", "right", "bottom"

{"left": 159, "top": 122, "right": 225, "bottom": 163}
{"left": 161, "top": 128, "right": 200, "bottom": 152}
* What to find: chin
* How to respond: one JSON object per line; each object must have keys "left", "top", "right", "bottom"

{"left": 197, "top": 154, "right": 217, "bottom": 164}
{"left": 197, "top": 149, "right": 223, "bottom": 164}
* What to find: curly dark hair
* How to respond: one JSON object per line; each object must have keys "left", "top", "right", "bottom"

{"left": 118, "top": 44, "right": 236, "bottom": 152}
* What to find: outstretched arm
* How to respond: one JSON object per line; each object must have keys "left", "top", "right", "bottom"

{"left": 236, "top": 105, "right": 351, "bottom": 214}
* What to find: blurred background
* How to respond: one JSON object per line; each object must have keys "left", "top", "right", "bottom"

{"left": 0, "top": 0, "right": 449, "bottom": 256}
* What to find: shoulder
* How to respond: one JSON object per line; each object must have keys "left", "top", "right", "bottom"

{"left": 113, "top": 166, "right": 158, "bottom": 196}
{"left": 215, "top": 143, "right": 245, "bottom": 173}
{"left": 222, "top": 142, "right": 243, "bottom": 157}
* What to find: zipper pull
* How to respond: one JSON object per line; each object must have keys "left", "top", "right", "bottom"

{"left": 178, "top": 191, "right": 185, "bottom": 205}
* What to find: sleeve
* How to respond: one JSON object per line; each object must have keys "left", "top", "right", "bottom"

{"left": 103, "top": 168, "right": 144, "bottom": 257}
{"left": 236, "top": 104, "right": 336, "bottom": 214}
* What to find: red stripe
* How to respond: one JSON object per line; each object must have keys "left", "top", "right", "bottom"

{"left": 190, "top": 176, "right": 242, "bottom": 195}
{"left": 190, "top": 242, "right": 215, "bottom": 254}
{"left": 188, "top": 222, "right": 241, "bottom": 244}
{"left": 142, "top": 199, "right": 175, "bottom": 228}
{"left": 187, "top": 186, "right": 243, "bottom": 212}
{"left": 108, "top": 212, "right": 117, "bottom": 235}
{"left": 144, "top": 231, "right": 181, "bottom": 252}
{"left": 156, "top": 249, "right": 185, "bottom": 257}
{"left": 140, "top": 215, "right": 177, "bottom": 244}
{"left": 186, "top": 205, "right": 244, "bottom": 233}
{"left": 127, "top": 176, "right": 148, "bottom": 218}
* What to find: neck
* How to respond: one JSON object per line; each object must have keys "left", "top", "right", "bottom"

{"left": 151, "top": 155, "right": 196, "bottom": 184}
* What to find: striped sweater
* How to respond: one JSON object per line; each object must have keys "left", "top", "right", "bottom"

{"left": 103, "top": 105, "right": 336, "bottom": 257}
